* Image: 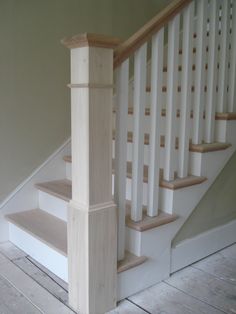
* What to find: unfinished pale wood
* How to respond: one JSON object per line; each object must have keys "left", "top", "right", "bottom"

{"left": 66, "top": 39, "right": 117, "bottom": 313}
{"left": 35, "top": 179, "right": 71, "bottom": 202}
{"left": 129, "top": 281, "right": 224, "bottom": 314}
{"left": 126, "top": 207, "right": 178, "bottom": 232}
{"left": 215, "top": 112, "right": 236, "bottom": 120}
{"left": 5, "top": 210, "right": 146, "bottom": 276}
{"left": 5, "top": 209, "right": 67, "bottom": 256}
{"left": 125, "top": 108, "right": 231, "bottom": 119}
{"left": 63, "top": 156, "right": 207, "bottom": 189}
{"left": 61, "top": 33, "right": 121, "bottom": 49}
{"left": 165, "top": 267, "right": 236, "bottom": 313}
{"left": 113, "top": 0, "right": 191, "bottom": 68}
{"left": 0, "top": 275, "right": 41, "bottom": 314}
{"left": 117, "top": 251, "right": 147, "bottom": 273}
{"left": 190, "top": 142, "right": 231, "bottom": 153}
{"left": 0, "top": 253, "right": 74, "bottom": 314}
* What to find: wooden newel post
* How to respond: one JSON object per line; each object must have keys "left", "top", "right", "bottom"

{"left": 62, "top": 33, "right": 120, "bottom": 314}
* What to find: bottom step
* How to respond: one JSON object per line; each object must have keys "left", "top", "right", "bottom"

{"left": 5, "top": 209, "right": 147, "bottom": 281}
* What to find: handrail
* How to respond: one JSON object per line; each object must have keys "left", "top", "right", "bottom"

{"left": 113, "top": 0, "right": 192, "bottom": 68}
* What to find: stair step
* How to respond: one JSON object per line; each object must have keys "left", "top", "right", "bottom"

{"left": 125, "top": 108, "right": 234, "bottom": 120}
{"left": 5, "top": 209, "right": 147, "bottom": 273}
{"left": 117, "top": 252, "right": 147, "bottom": 273}
{"left": 35, "top": 179, "right": 71, "bottom": 202}
{"left": 125, "top": 203, "right": 178, "bottom": 232}
{"left": 6, "top": 209, "right": 67, "bottom": 256}
{"left": 65, "top": 157, "right": 207, "bottom": 188}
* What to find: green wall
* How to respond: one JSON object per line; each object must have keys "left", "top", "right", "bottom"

{"left": 0, "top": 0, "right": 170, "bottom": 202}
{"left": 173, "top": 152, "right": 236, "bottom": 247}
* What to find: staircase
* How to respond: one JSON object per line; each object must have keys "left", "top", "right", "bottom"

{"left": 2, "top": 0, "right": 236, "bottom": 313}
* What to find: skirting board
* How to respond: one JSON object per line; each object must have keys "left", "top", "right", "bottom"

{"left": 171, "top": 219, "right": 236, "bottom": 273}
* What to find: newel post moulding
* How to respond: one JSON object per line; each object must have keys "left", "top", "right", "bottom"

{"left": 62, "top": 33, "right": 120, "bottom": 314}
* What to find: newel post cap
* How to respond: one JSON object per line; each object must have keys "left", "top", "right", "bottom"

{"left": 61, "top": 33, "right": 121, "bottom": 49}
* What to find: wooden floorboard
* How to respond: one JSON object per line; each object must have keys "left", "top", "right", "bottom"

{"left": 0, "top": 275, "right": 41, "bottom": 314}
{"left": 0, "top": 242, "right": 235, "bottom": 313}
{"left": 164, "top": 266, "right": 236, "bottom": 313}
{"left": 129, "top": 281, "right": 223, "bottom": 314}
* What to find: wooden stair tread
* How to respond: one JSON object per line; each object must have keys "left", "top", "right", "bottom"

{"left": 126, "top": 205, "right": 178, "bottom": 232}
{"left": 115, "top": 108, "right": 234, "bottom": 121}
{"left": 112, "top": 131, "right": 231, "bottom": 152}
{"left": 5, "top": 209, "right": 67, "bottom": 256}
{"left": 215, "top": 112, "right": 236, "bottom": 120}
{"left": 6, "top": 209, "right": 146, "bottom": 273}
{"left": 35, "top": 179, "right": 71, "bottom": 202}
{"left": 62, "top": 159, "right": 206, "bottom": 190}
{"left": 117, "top": 251, "right": 147, "bottom": 273}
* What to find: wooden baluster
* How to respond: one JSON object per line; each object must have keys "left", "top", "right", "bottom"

{"left": 179, "top": 2, "right": 194, "bottom": 178}
{"left": 147, "top": 29, "right": 164, "bottom": 217}
{"left": 217, "top": 0, "right": 230, "bottom": 112}
{"left": 205, "top": 0, "right": 220, "bottom": 143}
{"left": 114, "top": 60, "right": 129, "bottom": 261}
{"left": 192, "top": 0, "right": 208, "bottom": 145}
{"left": 229, "top": 0, "right": 236, "bottom": 112}
{"left": 131, "top": 43, "right": 147, "bottom": 222}
{"left": 164, "top": 15, "right": 180, "bottom": 181}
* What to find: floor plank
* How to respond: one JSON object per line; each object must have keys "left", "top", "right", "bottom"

{"left": 14, "top": 256, "right": 69, "bottom": 305}
{"left": 0, "top": 274, "right": 41, "bottom": 314}
{"left": 193, "top": 252, "right": 236, "bottom": 285}
{"left": 107, "top": 300, "right": 147, "bottom": 313}
{"left": 220, "top": 244, "right": 236, "bottom": 261}
{"left": 27, "top": 255, "right": 68, "bottom": 291}
{"left": 0, "top": 257, "right": 74, "bottom": 314}
{"left": 165, "top": 266, "right": 236, "bottom": 313}
{"left": 0, "top": 241, "right": 27, "bottom": 260}
{"left": 129, "top": 282, "right": 223, "bottom": 314}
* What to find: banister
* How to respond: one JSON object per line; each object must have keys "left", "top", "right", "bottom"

{"left": 114, "top": 0, "right": 192, "bottom": 68}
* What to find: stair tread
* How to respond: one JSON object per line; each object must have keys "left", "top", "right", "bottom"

{"left": 117, "top": 251, "right": 147, "bottom": 273}
{"left": 125, "top": 203, "right": 178, "bottom": 232}
{"left": 35, "top": 179, "right": 71, "bottom": 202}
{"left": 123, "top": 108, "right": 236, "bottom": 121}
{"left": 63, "top": 157, "right": 207, "bottom": 188}
{"left": 6, "top": 209, "right": 146, "bottom": 273}
{"left": 6, "top": 209, "right": 67, "bottom": 256}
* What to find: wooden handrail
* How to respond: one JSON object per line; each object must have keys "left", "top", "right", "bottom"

{"left": 114, "top": 0, "right": 192, "bottom": 68}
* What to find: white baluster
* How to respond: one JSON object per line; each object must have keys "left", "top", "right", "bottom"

{"left": 179, "top": 2, "right": 194, "bottom": 178}
{"left": 217, "top": 0, "right": 230, "bottom": 112}
{"left": 114, "top": 60, "right": 129, "bottom": 261}
{"left": 131, "top": 44, "right": 147, "bottom": 222}
{"left": 148, "top": 29, "right": 164, "bottom": 217}
{"left": 205, "top": 0, "right": 220, "bottom": 143}
{"left": 164, "top": 15, "right": 180, "bottom": 181}
{"left": 229, "top": 0, "right": 236, "bottom": 112}
{"left": 192, "top": 0, "right": 208, "bottom": 145}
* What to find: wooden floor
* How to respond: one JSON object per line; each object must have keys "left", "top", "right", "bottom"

{"left": 0, "top": 242, "right": 235, "bottom": 313}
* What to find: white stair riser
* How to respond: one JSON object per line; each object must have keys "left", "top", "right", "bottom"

{"left": 38, "top": 191, "right": 68, "bottom": 221}
{"left": 9, "top": 223, "right": 68, "bottom": 282}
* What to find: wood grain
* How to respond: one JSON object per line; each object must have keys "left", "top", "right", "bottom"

{"left": 114, "top": 0, "right": 192, "bottom": 68}
{"left": 6, "top": 209, "right": 67, "bottom": 256}
{"left": 61, "top": 33, "right": 121, "bottom": 49}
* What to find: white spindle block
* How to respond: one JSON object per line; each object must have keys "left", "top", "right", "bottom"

{"left": 192, "top": 0, "right": 208, "bottom": 145}
{"left": 229, "top": 0, "right": 236, "bottom": 112}
{"left": 164, "top": 15, "right": 180, "bottom": 181}
{"left": 179, "top": 2, "right": 194, "bottom": 178}
{"left": 131, "top": 44, "right": 147, "bottom": 222}
{"left": 147, "top": 29, "right": 164, "bottom": 217}
{"left": 217, "top": 0, "right": 230, "bottom": 112}
{"left": 114, "top": 60, "right": 129, "bottom": 261}
{"left": 205, "top": 0, "right": 220, "bottom": 143}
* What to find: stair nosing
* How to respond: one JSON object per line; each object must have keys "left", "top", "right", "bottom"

{"left": 6, "top": 209, "right": 147, "bottom": 273}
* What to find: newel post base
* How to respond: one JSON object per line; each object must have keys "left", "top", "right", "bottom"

{"left": 62, "top": 33, "right": 120, "bottom": 314}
